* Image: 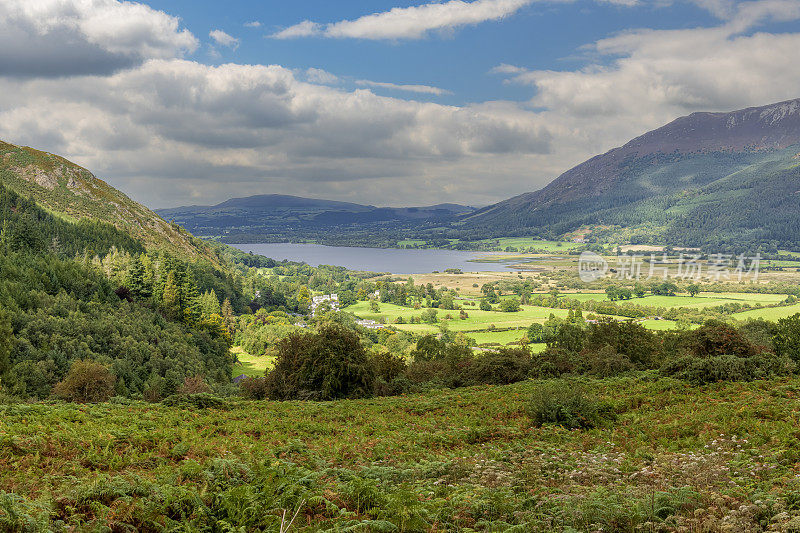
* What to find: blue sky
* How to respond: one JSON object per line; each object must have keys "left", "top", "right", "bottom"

{"left": 145, "top": 0, "right": 722, "bottom": 106}
{"left": 0, "top": 0, "right": 799, "bottom": 208}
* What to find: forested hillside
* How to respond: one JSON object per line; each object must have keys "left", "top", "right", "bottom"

{"left": 0, "top": 140, "right": 217, "bottom": 262}
{"left": 461, "top": 98, "right": 800, "bottom": 251}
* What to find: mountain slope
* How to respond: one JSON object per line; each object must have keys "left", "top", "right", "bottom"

{"left": 463, "top": 98, "right": 800, "bottom": 249}
{"left": 157, "top": 194, "right": 476, "bottom": 241}
{"left": 0, "top": 140, "right": 215, "bottom": 260}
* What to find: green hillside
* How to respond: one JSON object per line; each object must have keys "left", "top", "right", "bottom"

{"left": 0, "top": 141, "right": 216, "bottom": 261}
{"left": 462, "top": 98, "right": 800, "bottom": 251}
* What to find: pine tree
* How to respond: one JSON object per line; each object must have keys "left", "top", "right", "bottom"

{"left": 127, "top": 255, "right": 151, "bottom": 299}
{"left": 0, "top": 310, "right": 12, "bottom": 386}
{"left": 181, "top": 270, "right": 202, "bottom": 325}
{"left": 161, "top": 270, "right": 181, "bottom": 321}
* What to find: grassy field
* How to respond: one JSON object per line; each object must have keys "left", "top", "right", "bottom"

{"left": 4, "top": 376, "right": 800, "bottom": 530}
{"left": 732, "top": 302, "right": 800, "bottom": 321}
{"left": 348, "top": 289, "right": 794, "bottom": 348}
{"left": 475, "top": 237, "right": 583, "bottom": 251}
{"left": 231, "top": 346, "right": 274, "bottom": 378}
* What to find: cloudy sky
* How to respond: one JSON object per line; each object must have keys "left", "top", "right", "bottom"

{"left": 1, "top": 0, "right": 799, "bottom": 208}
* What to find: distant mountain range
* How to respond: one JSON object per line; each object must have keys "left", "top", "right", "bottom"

{"left": 462, "top": 98, "right": 800, "bottom": 250}
{"left": 156, "top": 194, "right": 477, "bottom": 242}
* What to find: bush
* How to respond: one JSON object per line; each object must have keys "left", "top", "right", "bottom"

{"left": 585, "top": 345, "right": 635, "bottom": 377}
{"left": 526, "top": 382, "right": 614, "bottom": 429}
{"left": 161, "top": 393, "right": 228, "bottom": 409}
{"left": 178, "top": 375, "right": 212, "bottom": 395}
{"left": 265, "top": 323, "right": 375, "bottom": 400}
{"left": 239, "top": 376, "right": 269, "bottom": 399}
{"left": 661, "top": 353, "right": 795, "bottom": 385}
{"left": 689, "top": 320, "right": 757, "bottom": 358}
{"left": 53, "top": 360, "right": 116, "bottom": 403}
{"left": 461, "top": 348, "right": 533, "bottom": 385}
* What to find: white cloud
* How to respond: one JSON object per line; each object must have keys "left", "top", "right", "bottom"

{"left": 209, "top": 29, "right": 240, "bottom": 49}
{"left": 305, "top": 68, "right": 339, "bottom": 85}
{"left": 0, "top": 0, "right": 197, "bottom": 77}
{"left": 356, "top": 80, "right": 451, "bottom": 95}
{"left": 1, "top": 0, "right": 799, "bottom": 210}
{"left": 244, "top": 21, "right": 262, "bottom": 28}
{"left": 273, "top": 20, "right": 321, "bottom": 39}
{"left": 0, "top": 59, "right": 551, "bottom": 207}
{"left": 272, "top": 0, "right": 534, "bottom": 40}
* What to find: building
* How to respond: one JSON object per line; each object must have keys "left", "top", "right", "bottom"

{"left": 356, "top": 319, "right": 385, "bottom": 330}
{"left": 310, "top": 294, "right": 339, "bottom": 314}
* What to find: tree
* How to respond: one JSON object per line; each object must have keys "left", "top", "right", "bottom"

{"left": 127, "top": 255, "right": 151, "bottom": 299}
{"left": 198, "top": 289, "right": 221, "bottom": 316}
{"left": 265, "top": 324, "right": 375, "bottom": 400}
{"left": 773, "top": 314, "right": 800, "bottom": 363}
{"left": 687, "top": 283, "right": 700, "bottom": 297}
{"left": 479, "top": 299, "right": 492, "bottom": 311}
{"left": 53, "top": 360, "right": 116, "bottom": 403}
{"left": 499, "top": 298, "right": 521, "bottom": 312}
{"left": 161, "top": 271, "right": 182, "bottom": 321}
{"left": 634, "top": 283, "right": 647, "bottom": 298}
{"left": 0, "top": 310, "right": 12, "bottom": 385}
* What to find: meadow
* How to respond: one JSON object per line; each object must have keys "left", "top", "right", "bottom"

{"left": 346, "top": 288, "right": 793, "bottom": 347}
{"left": 4, "top": 375, "right": 800, "bottom": 530}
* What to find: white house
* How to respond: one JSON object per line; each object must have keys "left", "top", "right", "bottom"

{"left": 310, "top": 294, "right": 339, "bottom": 314}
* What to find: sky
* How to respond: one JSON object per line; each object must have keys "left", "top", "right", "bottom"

{"left": 0, "top": 0, "right": 799, "bottom": 209}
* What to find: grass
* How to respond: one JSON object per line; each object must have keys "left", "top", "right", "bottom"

{"left": 230, "top": 346, "right": 274, "bottom": 378}
{"left": 732, "top": 302, "right": 800, "bottom": 321}
{"left": 476, "top": 237, "right": 583, "bottom": 251}
{"left": 4, "top": 375, "right": 800, "bottom": 529}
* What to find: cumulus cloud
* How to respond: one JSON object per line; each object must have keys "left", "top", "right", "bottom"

{"left": 355, "top": 80, "right": 451, "bottom": 95}
{"left": 0, "top": 59, "right": 551, "bottom": 207}
{"left": 2, "top": 0, "right": 800, "bottom": 209}
{"left": 305, "top": 68, "right": 339, "bottom": 85}
{"left": 209, "top": 29, "right": 240, "bottom": 49}
{"left": 244, "top": 21, "right": 262, "bottom": 28}
{"left": 272, "top": 0, "right": 534, "bottom": 40}
{"left": 0, "top": 0, "right": 197, "bottom": 77}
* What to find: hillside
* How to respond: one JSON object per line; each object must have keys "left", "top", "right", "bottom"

{"left": 463, "top": 98, "right": 800, "bottom": 250}
{"left": 156, "top": 194, "right": 476, "bottom": 242}
{"left": 0, "top": 140, "right": 216, "bottom": 261}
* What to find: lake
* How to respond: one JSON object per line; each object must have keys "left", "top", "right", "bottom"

{"left": 232, "top": 243, "right": 525, "bottom": 274}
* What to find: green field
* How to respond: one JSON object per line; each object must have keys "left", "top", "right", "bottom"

{"left": 476, "top": 237, "right": 583, "bottom": 251}
{"left": 231, "top": 347, "right": 274, "bottom": 378}
{"left": 732, "top": 303, "right": 800, "bottom": 321}
{"left": 563, "top": 292, "right": 786, "bottom": 309}
{"left": 4, "top": 376, "right": 800, "bottom": 530}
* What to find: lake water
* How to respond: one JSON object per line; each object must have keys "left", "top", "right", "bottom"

{"left": 232, "top": 243, "right": 524, "bottom": 274}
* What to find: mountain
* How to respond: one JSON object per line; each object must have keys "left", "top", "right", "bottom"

{"left": 0, "top": 140, "right": 215, "bottom": 260}
{"left": 156, "top": 194, "right": 476, "bottom": 241}
{"left": 463, "top": 98, "right": 800, "bottom": 250}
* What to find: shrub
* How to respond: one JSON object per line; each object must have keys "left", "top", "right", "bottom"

{"left": 178, "top": 375, "right": 212, "bottom": 395}
{"left": 265, "top": 323, "right": 375, "bottom": 401}
{"left": 240, "top": 376, "right": 269, "bottom": 399}
{"left": 53, "top": 360, "right": 116, "bottom": 403}
{"left": 585, "top": 345, "right": 635, "bottom": 377}
{"left": 371, "top": 351, "right": 407, "bottom": 383}
{"left": 661, "top": 353, "right": 795, "bottom": 385}
{"left": 161, "top": 393, "right": 228, "bottom": 409}
{"left": 526, "top": 382, "right": 614, "bottom": 429}
{"left": 773, "top": 313, "right": 800, "bottom": 363}
{"left": 584, "top": 319, "right": 659, "bottom": 368}
{"left": 688, "top": 320, "right": 757, "bottom": 358}
{"left": 461, "top": 348, "right": 533, "bottom": 385}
